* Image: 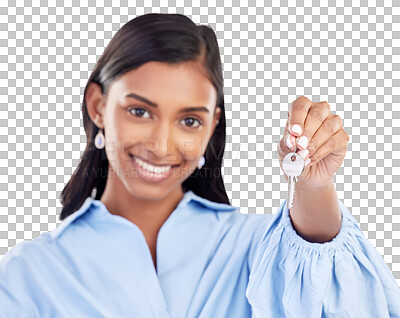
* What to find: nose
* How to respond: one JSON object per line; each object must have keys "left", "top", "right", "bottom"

{"left": 145, "top": 121, "right": 178, "bottom": 160}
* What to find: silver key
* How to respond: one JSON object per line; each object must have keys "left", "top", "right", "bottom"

{"left": 282, "top": 138, "right": 305, "bottom": 209}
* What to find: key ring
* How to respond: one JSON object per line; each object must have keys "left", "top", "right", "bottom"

{"left": 294, "top": 137, "right": 298, "bottom": 153}
{"left": 291, "top": 137, "right": 298, "bottom": 162}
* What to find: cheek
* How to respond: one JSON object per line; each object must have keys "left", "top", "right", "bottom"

{"left": 103, "top": 120, "right": 135, "bottom": 164}
{"left": 178, "top": 135, "right": 208, "bottom": 161}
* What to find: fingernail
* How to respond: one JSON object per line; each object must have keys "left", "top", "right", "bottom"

{"left": 291, "top": 124, "right": 302, "bottom": 135}
{"left": 298, "top": 149, "right": 309, "bottom": 159}
{"left": 305, "top": 158, "right": 311, "bottom": 166}
{"left": 285, "top": 135, "right": 293, "bottom": 148}
{"left": 297, "top": 135, "right": 308, "bottom": 150}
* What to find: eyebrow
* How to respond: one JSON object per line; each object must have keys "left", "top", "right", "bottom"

{"left": 125, "top": 93, "right": 210, "bottom": 113}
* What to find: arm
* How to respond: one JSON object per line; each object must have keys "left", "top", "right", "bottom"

{"left": 290, "top": 178, "right": 342, "bottom": 243}
{"left": 278, "top": 96, "right": 349, "bottom": 243}
{"left": 251, "top": 95, "right": 400, "bottom": 317}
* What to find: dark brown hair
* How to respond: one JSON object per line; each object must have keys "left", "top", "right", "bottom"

{"left": 59, "top": 13, "right": 231, "bottom": 220}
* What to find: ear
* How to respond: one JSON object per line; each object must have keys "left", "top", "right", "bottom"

{"left": 210, "top": 106, "right": 222, "bottom": 137}
{"left": 214, "top": 106, "right": 222, "bottom": 126}
{"left": 85, "top": 82, "right": 106, "bottom": 129}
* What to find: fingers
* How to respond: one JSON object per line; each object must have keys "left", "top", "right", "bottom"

{"left": 304, "top": 114, "right": 344, "bottom": 162}
{"left": 288, "top": 96, "right": 313, "bottom": 137}
{"left": 279, "top": 119, "right": 296, "bottom": 154}
{"left": 298, "top": 101, "right": 331, "bottom": 150}
{"left": 305, "top": 128, "right": 349, "bottom": 167}
{"left": 280, "top": 97, "right": 349, "bottom": 179}
{"left": 279, "top": 119, "right": 309, "bottom": 164}
{"left": 281, "top": 98, "right": 347, "bottom": 169}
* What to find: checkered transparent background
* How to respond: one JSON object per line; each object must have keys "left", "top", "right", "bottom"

{"left": 0, "top": 0, "right": 399, "bottom": 288}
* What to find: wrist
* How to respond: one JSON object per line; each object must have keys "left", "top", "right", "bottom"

{"left": 295, "top": 178, "right": 335, "bottom": 194}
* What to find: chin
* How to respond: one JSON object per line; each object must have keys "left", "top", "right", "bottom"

{"left": 125, "top": 182, "right": 178, "bottom": 201}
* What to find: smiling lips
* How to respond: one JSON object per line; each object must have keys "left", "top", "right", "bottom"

{"left": 129, "top": 154, "right": 180, "bottom": 168}
{"left": 131, "top": 155, "right": 179, "bottom": 182}
{"left": 134, "top": 156, "right": 173, "bottom": 173}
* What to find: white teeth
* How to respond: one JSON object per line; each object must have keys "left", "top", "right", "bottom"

{"left": 134, "top": 156, "right": 172, "bottom": 173}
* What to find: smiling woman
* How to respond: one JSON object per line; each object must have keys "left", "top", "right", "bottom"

{"left": 85, "top": 61, "right": 222, "bottom": 223}
{"left": 1, "top": 12, "right": 400, "bottom": 318}
{"left": 59, "top": 14, "right": 227, "bottom": 222}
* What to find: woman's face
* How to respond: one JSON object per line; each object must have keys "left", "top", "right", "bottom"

{"left": 87, "top": 61, "right": 221, "bottom": 200}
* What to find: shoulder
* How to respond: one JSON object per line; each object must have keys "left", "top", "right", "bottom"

{"left": 0, "top": 234, "right": 49, "bottom": 314}
{"left": 0, "top": 232, "right": 52, "bottom": 278}
{"left": 1, "top": 230, "right": 50, "bottom": 261}
{"left": 237, "top": 212, "right": 275, "bottom": 245}
{"left": 185, "top": 190, "right": 240, "bottom": 213}
{"left": 187, "top": 190, "right": 274, "bottom": 229}
{"left": 0, "top": 197, "right": 97, "bottom": 272}
{"left": 50, "top": 196, "right": 96, "bottom": 239}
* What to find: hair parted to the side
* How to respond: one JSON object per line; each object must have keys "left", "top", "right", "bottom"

{"left": 59, "top": 13, "right": 231, "bottom": 221}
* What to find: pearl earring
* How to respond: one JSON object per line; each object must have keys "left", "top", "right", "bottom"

{"left": 197, "top": 156, "right": 205, "bottom": 169}
{"left": 94, "top": 128, "right": 105, "bottom": 149}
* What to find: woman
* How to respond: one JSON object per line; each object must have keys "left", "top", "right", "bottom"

{"left": 1, "top": 13, "right": 399, "bottom": 317}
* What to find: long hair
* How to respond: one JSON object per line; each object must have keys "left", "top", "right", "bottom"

{"left": 59, "top": 13, "right": 231, "bottom": 221}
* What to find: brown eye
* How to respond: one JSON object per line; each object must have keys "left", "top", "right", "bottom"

{"left": 181, "top": 117, "right": 202, "bottom": 128}
{"left": 129, "top": 107, "right": 151, "bottom": 119}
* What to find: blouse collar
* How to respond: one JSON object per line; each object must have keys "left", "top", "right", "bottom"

{"left": 51, "top": 190, "right": 239, "bottom": 239}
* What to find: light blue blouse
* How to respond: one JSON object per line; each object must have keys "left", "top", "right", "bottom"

{"left": 0, "top": 190, "right": 399, "bottom": 317}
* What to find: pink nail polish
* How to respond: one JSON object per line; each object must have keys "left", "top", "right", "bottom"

{"left": 290, "top": 135, "right": 296, "bottom": 146}
{"left": 297, "top": 136, "right": 308, "bottom": 150}
{"left": 298, "top": 149, "right": 309, "bottom": 159}
{"left": 305, "top": 158, "right": 311, "bottom": 166}
{"left": 291, "top": 124, "right": 302, "bottom": 135}
{"left": 286, "top": 135, "right": 293, "bottom": 148}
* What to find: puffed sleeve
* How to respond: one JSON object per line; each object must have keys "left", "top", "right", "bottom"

{"left": 245, "top": 199, "right": 400, "bottom": 318}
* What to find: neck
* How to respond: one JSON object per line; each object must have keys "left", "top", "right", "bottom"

{"left": 99, "top": 164, "right": 185, "bottom": 231}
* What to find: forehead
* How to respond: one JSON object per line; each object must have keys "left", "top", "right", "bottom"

{"left": 110, "top": 61, "right": 217, "bottom": 107}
